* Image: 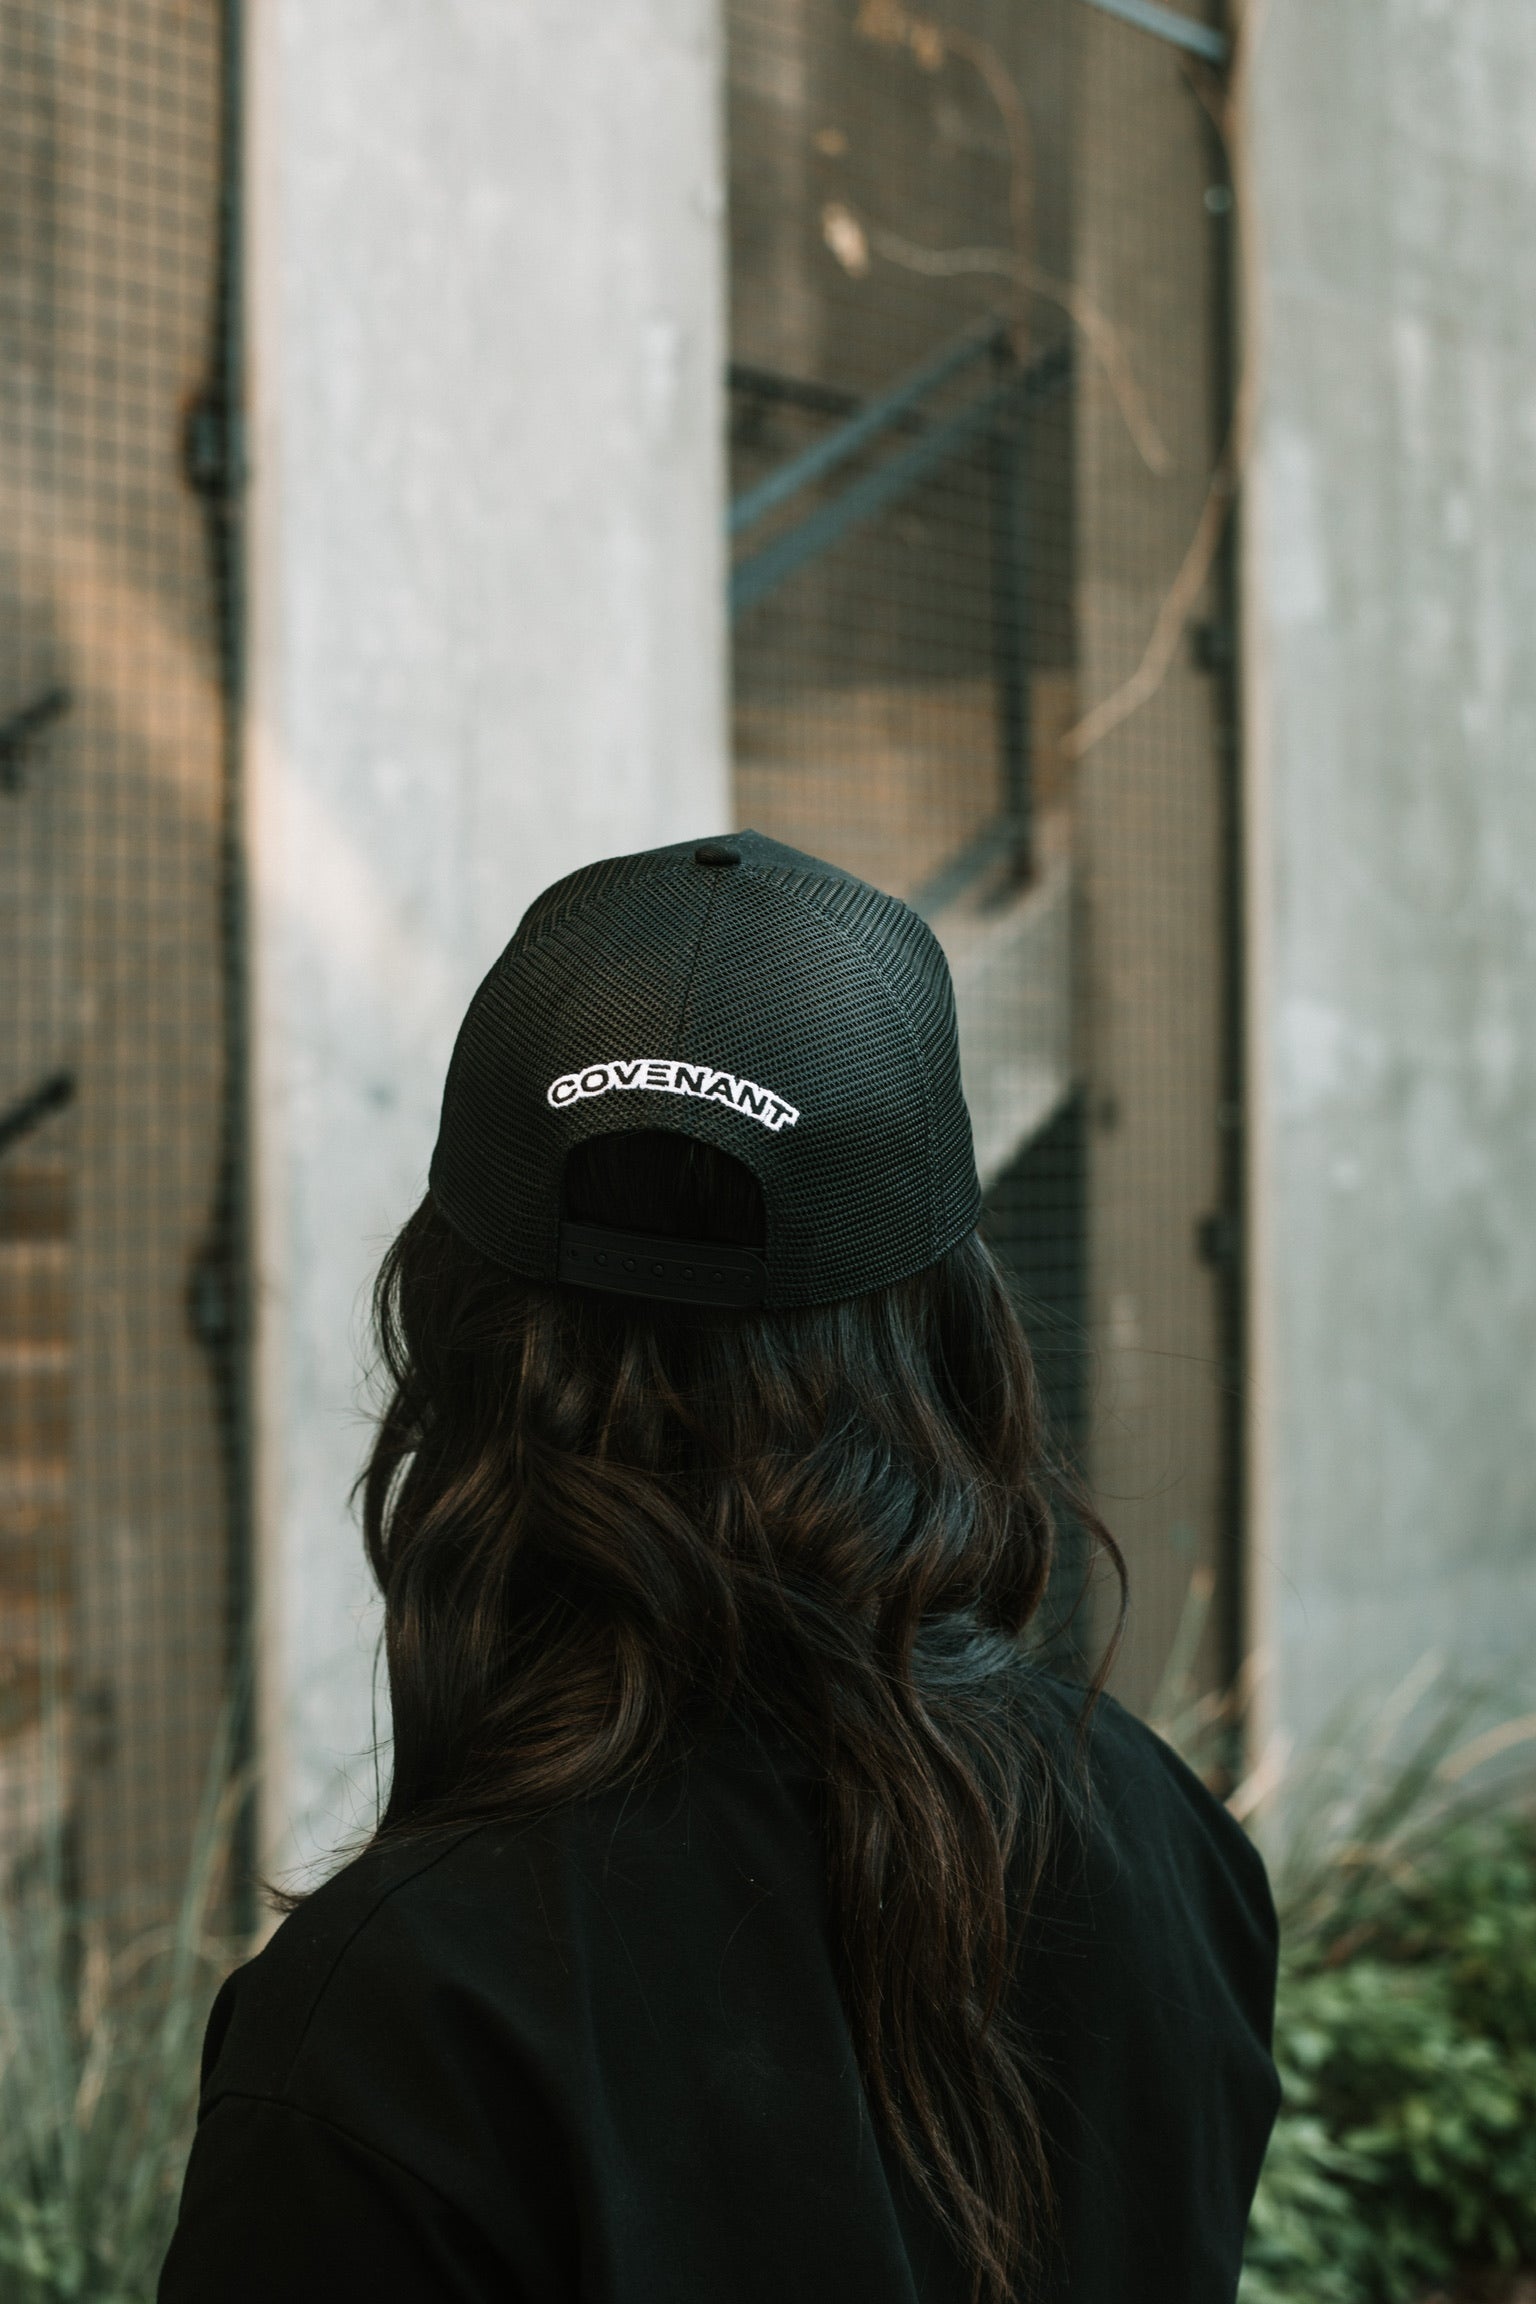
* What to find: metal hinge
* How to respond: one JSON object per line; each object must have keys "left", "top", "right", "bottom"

{"left": 184, "top": 393, "right": 248, "bottom": 501}
{"left": 1196, "top": 1208, "right": 1242, "bottom": 1271}
{"left": 1190, "top": 618, "right": 1236, "bottom": 674}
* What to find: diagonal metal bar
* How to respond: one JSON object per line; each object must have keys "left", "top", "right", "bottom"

{"left": 733, "top": 381, "right": 1010, "bottom": 615}
{"left": 910, "top": 818, "right": 1022, "bottom": 921}
{"left": 731, "top": 341, "right": 1070, "bottom": 621}
{"left": 1080, "top": 0, "right": 1228, "bottom": 65}
{"left": 730, "top": 314, "right": 1007, "bottom": 537}
{"left": 0, "top": 1070, "right": 75, "bottom": 1160}
{"left": 728, "top": 363, "right": 862, "bottom": 422}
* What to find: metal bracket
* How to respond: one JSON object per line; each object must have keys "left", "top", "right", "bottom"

{"left": 0, "top": 686, "right": 69, "bottom": 793}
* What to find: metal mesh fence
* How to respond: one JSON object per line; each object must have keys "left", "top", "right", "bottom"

{"left": 0, "top": 0, "right": 1241, "bottom": 1922}
{"left": 725, "top": 0, "right": 1241, "bottom": 1712}
{"left": 0, "top": 0, "right": 242, "bottom": 1925}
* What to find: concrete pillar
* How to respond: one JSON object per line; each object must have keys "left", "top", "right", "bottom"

{"left": 244, "top": 0, "right": 729, "bottom": 1875}
{"left": 1244, "top": 0, "right": 1536, "bottom": 1757}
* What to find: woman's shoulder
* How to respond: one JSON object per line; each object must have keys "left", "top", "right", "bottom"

{"left": 199, "top": 1827, "right": 492, "bottom": 2110}
{"left": 204, "top": 1679, "right": 1275, "bottom": 2115}
{"left": 1013, "top": 1669, "right": 1279, "bottom": 2092}
{"left": 202, "top": 1746, "right": 825, "bottom": 2117}
{"left": 1006, "top": 1674, "right": 1280, "bottom": 2294}
{"left": 1022, "top": 1669, "right": 1276, "bottom": 1933}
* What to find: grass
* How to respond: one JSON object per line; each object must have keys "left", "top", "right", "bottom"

{"left": 1230, "top": 1672, "right": 1536, "bottom": 2304}
{"left": 1146, "top": 1588, "right": 1536, "bottom": 2302}
{"left": 0, "top": 1736, "right": 244, "bottom": 2304}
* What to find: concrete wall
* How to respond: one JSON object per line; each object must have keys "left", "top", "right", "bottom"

{"left": 1245, "top": 0, "right": 1536, "bottom": 1755}
{"left": 244, "top": 0, "right": 729, "bottom": 1875}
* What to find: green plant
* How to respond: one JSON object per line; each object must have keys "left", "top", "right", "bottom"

{"left": 1237, "top": 1681, "right": 1536, "bottom": 2304}
{"left": 0, "top": 1745, "right": 244, "bottom": 2303}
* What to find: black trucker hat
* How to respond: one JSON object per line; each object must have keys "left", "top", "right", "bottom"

{"left": 428, "top": 829, "right": 980, "bottom": 1310}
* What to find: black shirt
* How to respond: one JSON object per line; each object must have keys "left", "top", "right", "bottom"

{"left": 160, "top": 1681, "right": 1278, "bottom": 2303}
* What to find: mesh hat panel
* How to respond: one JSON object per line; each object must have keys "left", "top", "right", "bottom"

{"left": 428, "top": 830, "right": 981, "bottom": 1307}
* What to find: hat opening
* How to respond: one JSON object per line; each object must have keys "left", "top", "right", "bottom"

{"left": 561, "top": 1129, "right": 767, "bottom": 1255}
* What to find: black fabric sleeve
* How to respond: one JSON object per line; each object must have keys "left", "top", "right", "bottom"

{"left": 157, "top": 2092, "right": 515, "bottom": 2304}
{"left": 1030, "top": 1693, "right": 1281, "bottom": 2304}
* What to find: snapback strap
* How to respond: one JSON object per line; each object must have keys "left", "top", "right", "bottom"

{"left": 557, "top": 1221, "right": 767, "bottom": 1309}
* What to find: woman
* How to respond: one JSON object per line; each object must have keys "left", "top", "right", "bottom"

{"left": 161, "top": 831, "right": 1278, "bottom": 2303}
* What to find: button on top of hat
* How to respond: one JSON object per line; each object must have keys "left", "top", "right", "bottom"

{"left": 694, "top": 843, "right": 740, "bottom": 869}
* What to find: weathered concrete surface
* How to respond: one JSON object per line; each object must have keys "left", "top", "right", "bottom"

{"left": 1244, "top": 0, "right": 1536, "bottom": 1754}
{"left": 245, "top": 0, "right": 729, "bottom": 1875}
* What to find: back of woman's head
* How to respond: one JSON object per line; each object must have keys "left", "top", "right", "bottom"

{"left": 364, "top": 1126, "right": 1120, "bottom": 2303}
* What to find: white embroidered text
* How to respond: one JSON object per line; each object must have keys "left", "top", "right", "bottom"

{"left": 546, "top": 1058, "right": 800, "bottom": 1133}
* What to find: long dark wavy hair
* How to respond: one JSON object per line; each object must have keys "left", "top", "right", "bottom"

{"left": 360, "top": 1128, "right": 1124, "bottom": 2303}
